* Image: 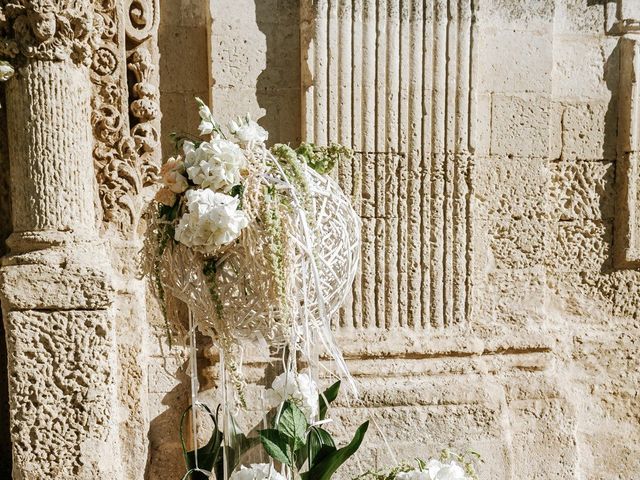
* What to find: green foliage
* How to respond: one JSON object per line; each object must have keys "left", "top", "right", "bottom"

{"left": 306, "top": 427, "right": 335, "bottom": 469}
{"left": 259, "top": 428, "right": 294, "bottom": 465}
{"left": 180, "top": 404, "right": 223, "bottom": 480}
{"left": 257, "top": 380, "right": 367, "bottom": 480}
{"left": 318, "top": 380, "right": 340, "bottom": 421}
{"left": 278, "top": 401, "right": 308, "bottom": 449}
{"left": 229, "top": 184, "right": 245, "bottom": 207}
{"left": 180, "top": 403, "right": 260, "bottom": 480}
{"left": 296, "top": 142, "right": 353, "bottom": 175}
{"left": 301, "top": 421, "right": 370, "bottom": 480}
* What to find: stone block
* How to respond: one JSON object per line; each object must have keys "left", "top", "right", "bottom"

{"left": 554, "top": 0, "right": 607, "bottom": 34}
{"left": 550, "top": 161, "right": 615, "bottom": 221}
{"left": 552, "top": 36, "right": 610, "bottom": 100}
{"left": 509, "top": 399, "right": 578, "bottom": 478}
{"left": 479, "top": 29, "right": 552, "bottom": 93}
{"left": 561, "top": 102, "right": 616, "bottom": 160}
{"left": 477, "top": 0, "right": 555, "bottom": 32}
{"left": 159, "top": 26, "right": 209, "bottom": 94}
{"left": 0, "top": 263, "right": 112, "bottom": 311}
{"left": 4, "top": 310, "right": 119, "bottom": 477}
{"left": 475, "top": 157, "right": 552, "bottom": 269}
{"left": 490, "top": 95, "right": 551, "bottom": 157}
{"left": 552, "top": 220, "right": 612, "bottom": 272}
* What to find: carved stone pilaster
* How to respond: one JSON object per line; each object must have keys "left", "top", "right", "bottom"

{"left": 91, "top": 0, "right": 160, "bottom": 237}
{"left": 614, "top": 3, "right": 640, "bottom": 268}
{"left": 0, "top": 1, "right": 122, "bottom": 478}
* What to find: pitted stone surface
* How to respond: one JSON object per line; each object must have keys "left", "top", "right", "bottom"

{"left": 4, "top": 311, "right": 119, "bottom": 478}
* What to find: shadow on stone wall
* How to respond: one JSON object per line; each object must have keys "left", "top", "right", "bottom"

{"left": 255, "top": 0, "right": 301, "bottom": 146}
{"left": 0, "top": 86, "right": 12, "bottom": 477}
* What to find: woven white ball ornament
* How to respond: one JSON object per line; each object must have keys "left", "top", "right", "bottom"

{"left": 204, "top": 165, "right": 361, "bottom": 346}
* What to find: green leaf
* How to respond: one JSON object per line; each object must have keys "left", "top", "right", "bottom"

{"left": 180, "top": 404, "right": 223, "bottom": 480}
{"left": 318, "top": 380, "right": 341, "bottom": 420}
{"left": 307, "top": 427, "right": 336, "bottom": 468}
{"left": 301, "top": 421, "right": 369, "bottom": 480}
{"left": 278, "top": 401, "right": 308, "bottom": 449}
{"left": 259, "top": 428, "right": 293, "bottom": 465}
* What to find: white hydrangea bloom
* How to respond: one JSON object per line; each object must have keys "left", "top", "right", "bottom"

{"left": 230, "top": 115, "right": 268, "bottom": 146}
{"left": 226, "top": 464, "right": 286, "bottom": 480}
{"left": 174, "top": 189, "right": 248, "bottom": 254}
{"left": 183, "top": 139, "right": 246, "bottom": 192}
{"left": 265, "top": 371, "right": 319, "bottom": 421}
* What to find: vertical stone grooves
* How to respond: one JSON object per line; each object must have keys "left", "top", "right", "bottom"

{"left": 301, "top": 0, "right": 474, "bottom": 336}
{"left": 338, "top": 0, "right": 353, "bottom": 328}
{"left": 397, "top": 0, "right": 409, "bottom": 328}
{"left": 328, "top": 1, "right": 338, "bottom": 143}
{"left": 375, "top": 0, "right": 387, "bottom": 329}
{"left": 408, "top": 0, "right": 424, "bottom": 328}
{"left": 431, "top": 0, "right": 446, "bottom": 328}
{"left": 315, "top": 0, "right": 328, "bottom": 144}
{"left": 443, "top": 0, "right": 457, "bottom": 328}
{"left": 361, "top": 0, "right": 376, "bottom": 329}
{"left": 453, "top": 0, "right": 471, "bottom": 324}
{"left": 350, "top": 0, "right": 363, "bottom": 329}
{"left": 420, "top": 0, "right": 433, "bottom": 329}
{"left": 466, "top": 0, "right": 478, "bottom": 321}
{"left": 385, "top": 0, "right": 400, "bottom": 330}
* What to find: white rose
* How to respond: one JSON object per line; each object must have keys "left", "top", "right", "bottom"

{"left": 0, "top": 61, "right": 14, "bottom": 81}
{"left": 226, "top": 464, "right": 286, "bottom": 480}
{"left": 174, "top": 189, "right": 248, "bottom": 254}
{"left": 426, "top": 460, "right": 468, "bottom": 480}
{"left": 264, "top": 371, "right": 319, "bottom": 421}
{"left": 183, "top": 138, "right": 246, "bottom": 192}
{"left": 230, "top": 116, "right": 268, "bottom": 146}
{"left": 160, "top": 156, "right": 189, "bottom": 193}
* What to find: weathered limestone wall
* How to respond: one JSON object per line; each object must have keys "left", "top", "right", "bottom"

{"left": 196, "top": 1, "right": 640, "bottom": 479}
{"left": 0, "top": 0, "right": 638, "bottom": 479}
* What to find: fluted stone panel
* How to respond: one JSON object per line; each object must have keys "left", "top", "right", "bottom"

{"left": 302, "top": 0, "right": 475, "bottom": 332}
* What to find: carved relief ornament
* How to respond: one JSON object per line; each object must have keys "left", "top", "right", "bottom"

{"left": 90, "top": 0, "right": 160, "bottom": 235}
{"left": 0, "top": 0, "right": 95, "bottom": 65}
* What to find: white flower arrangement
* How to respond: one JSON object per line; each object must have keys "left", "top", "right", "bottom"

{"left": 183, "top": 138, "right": 246, "bottom": 192}
{"left": 230, "top": 114, "right": 269, "bottom": 146}
{"left": 396, "top": 460, "right": 469, "bottom": 480}
{"left": 151, "top": 98, "right": 367, "bottom": 480}
{"left": 264, "top": 371, "right": 319, "bottom": 421}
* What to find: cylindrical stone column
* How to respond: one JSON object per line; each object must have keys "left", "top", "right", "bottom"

{"left": 0, "top": 4, "right": 121, "bottom": 479}
{"left": 5, "top": 59, "right": 98, "bottom": 247}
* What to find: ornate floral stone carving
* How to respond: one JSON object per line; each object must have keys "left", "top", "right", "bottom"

{"left": 90, "top": 0, "right": 160, "bottom": 235}
{"left": 0, "top": 0, "right": 95, "bottom": 65}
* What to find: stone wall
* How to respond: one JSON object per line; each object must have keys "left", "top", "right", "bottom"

{"left": 0, "top": 0, "right": 639, "bottom": 479}
{"left": 197, "top": 1, "right": 640, "bottom": 479}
